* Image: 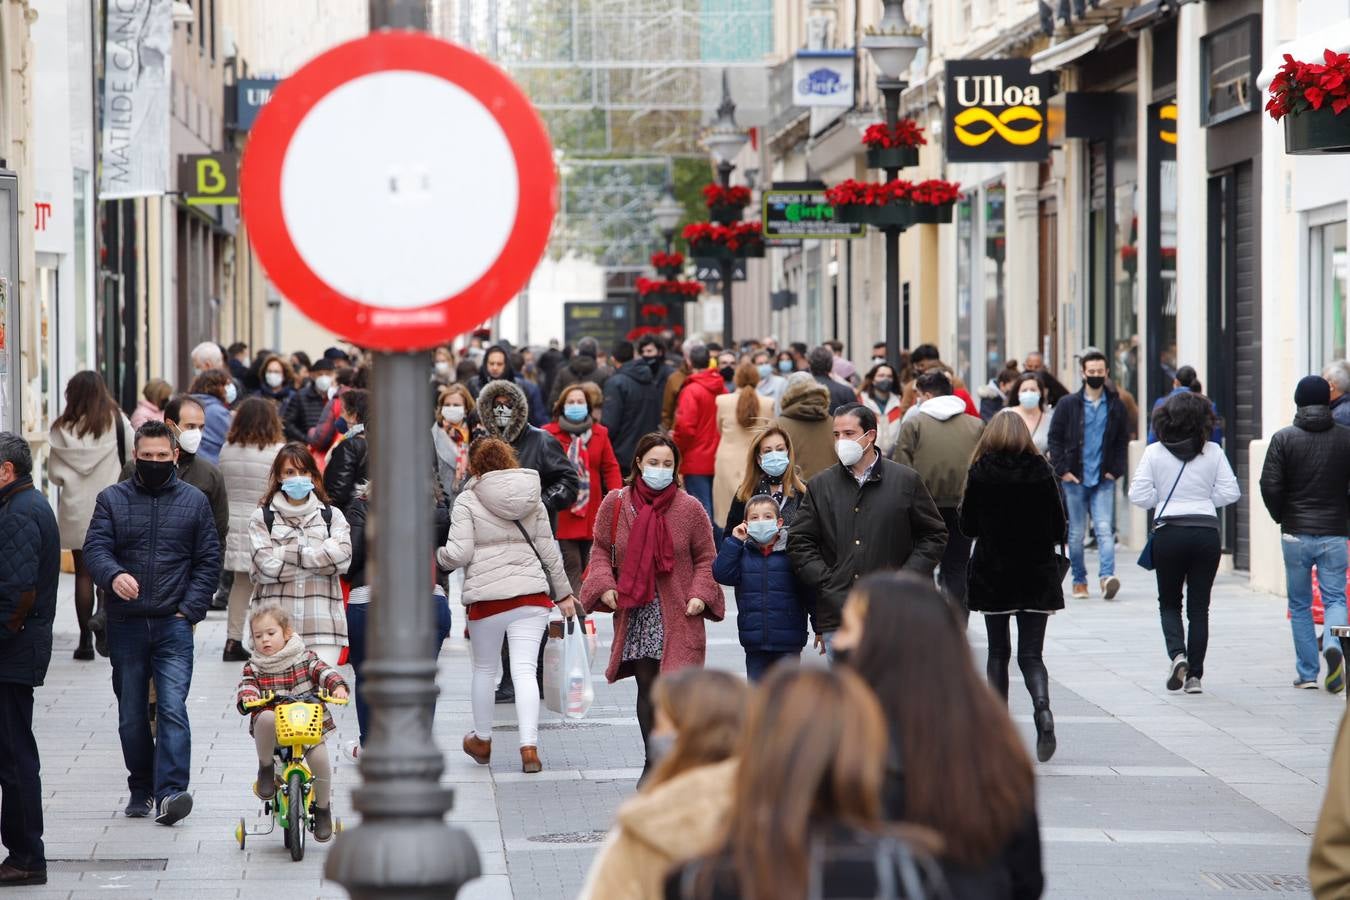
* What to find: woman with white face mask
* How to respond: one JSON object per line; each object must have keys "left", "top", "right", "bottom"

{"left": 253, "top": 353, "right": 296, "bottom": 408}
{"left": 432, "top": 384, "right": 476, "bottom": 507}
{"left": 580, "top": 433, "right": 725, "bottom": 784}
{"left": 1007, "top": 371, "right": 1054, "bottom": 456}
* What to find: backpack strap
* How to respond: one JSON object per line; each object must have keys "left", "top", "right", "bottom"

{"left": 263, "top": 506, "right": 275, "bottom": 532}
{"left": 115, "top": 419, "right": 126, "bottom": 468}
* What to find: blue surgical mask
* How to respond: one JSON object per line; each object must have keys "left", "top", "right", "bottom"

{"left": 777, "top": 360, "right": 793, "bottom": 374}
{"left": 1018, "top": 391, "right": 1041, "bottom": 410}
{"left": 757, "top": 363, "right": 773, "bottom": 381}
{"left": 281, "top": 476, "right": 313, "bottom": 500}
{"left": 760, "top": 450, "right": 790, "bottom": 478}
{"left": 224, "top": 382, "right": 238, "bottom": 405}
{"left": 563, "top": 403, "right": 589, "bottom": 423}
{"left": 747, "top": 520, "right": 780, "bottom": 545}
{"left": 641, "top": 466, "right": 674, "bottom": 491}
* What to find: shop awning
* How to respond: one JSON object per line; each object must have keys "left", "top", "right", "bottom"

{"left": 1030, "top": 24, "right": 1108, "bottom": 75}
{"left": 1257, "top": 19, "right": 1350, "bottom": 90}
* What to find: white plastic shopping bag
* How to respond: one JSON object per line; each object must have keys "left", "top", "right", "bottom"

{"left": 543, "top": 616, "right": 594, "bottom": 719}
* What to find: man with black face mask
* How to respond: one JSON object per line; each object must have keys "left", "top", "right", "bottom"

{"left": 1048, "top": 349, "right": 1130, "bottom": 601}
{"left": 83, "top": 421, "right": 222, "bottom": 827}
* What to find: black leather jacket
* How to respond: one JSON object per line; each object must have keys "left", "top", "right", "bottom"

{"left": 1260, "top": 405, "right": 1350, "bottom": 537}
{"left": 323, "top": 430, "right": 368, "bottom": 513}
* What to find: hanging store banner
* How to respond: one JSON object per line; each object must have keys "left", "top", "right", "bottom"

{"left": 100, "top": 0, "right": 173, "bottom": 198}
{"left": 762, "top": 189, "right": 863, "bottom": 242}
{"left": 944, "top": 59, "right": 1051, "bottom": 163}
{"left": 792, "top": 51, "right": 855, "bottom": 108}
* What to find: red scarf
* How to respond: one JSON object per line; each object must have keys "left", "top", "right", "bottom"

{"left": 616, "top": 481, "right": 677, "bottom": 609}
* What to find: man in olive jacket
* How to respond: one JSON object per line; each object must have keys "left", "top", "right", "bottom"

{"left": 0, "top": 433, "right": 59, "bottom": 886}
{"left": 789, "top": 403, "right": 947, "bottom": 659}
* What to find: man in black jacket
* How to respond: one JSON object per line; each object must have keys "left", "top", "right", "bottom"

{"left": 282, "top": 357, "right": 334, "bottom": 444}
{"left": 789, "top": 403, "right": 947, "bottom": 658}
{"left": 808, "top": 345, "right": 857, "bottom": 414}
{"left": 1047, "top": 350, "right": 1130, "bottom": 601}
{"left": 548, "top": 337, "right": 613, "bottom": 408}
{"left": 1260, "top": 375, "right": 1350, "bottom": 691}
{"left": 323, "top": 388, "right": 369, "bottom": 513}
{"left": 84, "top": 421, "right": 222, "bottom": 827}
{"left": 0, "top": 434, "right": 59, "bottom": 886}
{"left": 602, "top": 341, "right": 663, "bottom": 476}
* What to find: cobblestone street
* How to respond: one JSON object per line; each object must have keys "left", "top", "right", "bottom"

{"left": 20, "top": 561, "right": 1338, "bottom": 898}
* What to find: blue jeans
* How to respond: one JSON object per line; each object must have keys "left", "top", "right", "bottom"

{"left": 744, "top": 649, "right": 800, "bottom": 682}
{"left": 347, "top": 596, "right": 451, "bottom": 746}
{"left": 1064, "top": 480, "right": 1116, "bottom": 585}
{"left": 1282, "top": 534, "right": 1349, "bottom": 682}
{"left": 107, "top": 615, "right": 194, "bottom": 804}
{"left": 684, "top": 475, "right": 719, "bottom": 542}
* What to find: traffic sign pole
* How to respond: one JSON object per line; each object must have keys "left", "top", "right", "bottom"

{"left": 321, "top": 5, "right": 480, "bottom": 898}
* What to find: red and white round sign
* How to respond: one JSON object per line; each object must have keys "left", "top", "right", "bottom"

{"left": 240, "top": 31, "right": 556, "bottom": 351}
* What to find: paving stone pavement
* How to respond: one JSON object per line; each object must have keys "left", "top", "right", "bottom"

{"left": 22, "top": 559, "right": 1343, "bottom": 898}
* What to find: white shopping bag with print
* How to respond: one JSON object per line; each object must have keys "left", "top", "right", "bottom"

{"left": 543, "top": 616, "right": 593, "bottom": 719}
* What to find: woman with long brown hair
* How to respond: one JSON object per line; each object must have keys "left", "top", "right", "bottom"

{"left": 666, "top": 667, "right": 944, "bottom": 900}
{"left": 833, "top": 572, "right": 1043, "bottom": 899}
{"left": 960, "top": 409, "right": 1065, "bottom": 761}
{"left": 248, "top": 442, "right": 352, "bottom": 666}
{"left": 580, "top": 669, "right": 749, "bottom": 899}
{"left": 581, "top": 433, "right": 724, "bottom": 781}
{"left": 432, "top": 382, "right": 475, "bottom": 506}
{"left": 48, "top": 370, "right": 134, "bottom": 658}
{"left": 188, "top": 368, "right": 233, "bottom": 464}
{"left": 722, "top": 424, "right": 807, "bottom": 537}
{"left": 218, "top": 397, "right": 286, "bottom": 661}
{"left": 711, "top": 361, "right": 773, "bottom": 537}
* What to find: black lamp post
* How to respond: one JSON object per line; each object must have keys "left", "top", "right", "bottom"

{"left": 652, "top": 185, "right": 684, "bottom": 253}
{"left": 862, "top": 0, "right": 925, "bottom": 371}
{"left": 702, "top": 71, "right": 750, "bottom": 349}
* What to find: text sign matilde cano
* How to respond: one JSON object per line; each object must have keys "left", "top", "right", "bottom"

{"left": 100, "top": 0, "right": 173, "bottom": 199}
{"left": 762, "top": 190, "right": 864, "bottom": 243}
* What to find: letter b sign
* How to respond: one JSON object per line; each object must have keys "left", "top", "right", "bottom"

{"left": 180, "top": 153, "right": 239, "bottom": 206}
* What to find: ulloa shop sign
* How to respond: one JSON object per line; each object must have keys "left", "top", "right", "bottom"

{"left": 944, "top": 59, "right": 1051, "bottom": 163}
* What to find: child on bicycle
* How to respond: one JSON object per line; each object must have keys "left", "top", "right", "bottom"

{"left": 235, "top": 603, "right": 349, "bottom": 841}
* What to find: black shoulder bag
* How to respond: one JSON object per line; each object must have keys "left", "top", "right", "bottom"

{"left": 1137, "top": 461, "right": 1187, "bottom": 571}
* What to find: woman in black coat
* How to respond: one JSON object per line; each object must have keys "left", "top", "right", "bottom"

{"left": 960, "top": 409, "right": 1066, "bottom": 763}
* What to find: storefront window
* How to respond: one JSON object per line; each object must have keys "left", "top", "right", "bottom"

{"left": 1310, "top": 219, "right": 1349, "bottom": 367}
{"left": 983, "top": 181, "right": 1007, "bottom": 383}
{"left": 73, "top": 171, "right": 90, "bottom": 371}
{"left": 955, "top": 196, "right": 974, "bottom": 389}
{"left": 1087, "top": 87, "right": 1139, "bottom": 406}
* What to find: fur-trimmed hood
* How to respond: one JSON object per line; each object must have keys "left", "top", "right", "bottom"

{"left": 779, "top": 378, "right": 831, "bottom": 422}
{"left": 477, "top": 379, "right": 530, "bottom": 443}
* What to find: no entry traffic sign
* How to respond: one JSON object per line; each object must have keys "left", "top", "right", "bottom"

{"left": 240, "top": 31, "right": 556, "bottom": 351}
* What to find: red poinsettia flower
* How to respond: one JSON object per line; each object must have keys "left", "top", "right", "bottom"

{"left": 1268, "top": 49, "right": 1350, "bottom": 121}
{"left": 650, "top": 251, "right": 685, "bottom": 270}
{"left": 702, "top": 184, "right": 753, "bottom": 208}
{"left": 861, "top": 119, "right": 928, "bottom": 149}
{"left": 909, "top": 179, "right": 963, "bottom": 206}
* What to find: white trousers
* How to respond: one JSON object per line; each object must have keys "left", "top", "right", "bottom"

{"left": 310, "top": 644, "right": 342, "bottom": 667}
{"left": 467, "top": 605, "right": 549, "bottom": 746}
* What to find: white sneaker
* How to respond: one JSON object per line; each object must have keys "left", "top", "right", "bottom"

{"left": 343, "top": 740, "right": 361, "bottom": 762}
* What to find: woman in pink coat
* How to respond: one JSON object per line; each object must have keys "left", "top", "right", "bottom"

{"left": 581, "top": 432, "right": 724, "bottom": 781}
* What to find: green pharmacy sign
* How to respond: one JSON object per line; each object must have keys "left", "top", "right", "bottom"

{"left": 762, "top": 189, "right": 865, "bottom": 243}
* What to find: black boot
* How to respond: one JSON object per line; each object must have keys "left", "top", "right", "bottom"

{"left": 1024, "top": 667, "right": 1056, "bottom": 762}
{"left": 986, "top": 655, "right": 1010, "bottom": 701}
{"left": 495, "top": 639, "right": 514, "bottom": 703}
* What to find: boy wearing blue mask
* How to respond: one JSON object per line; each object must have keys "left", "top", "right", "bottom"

{"left": 711, "top": 494, "right": 811, "bottom": 681}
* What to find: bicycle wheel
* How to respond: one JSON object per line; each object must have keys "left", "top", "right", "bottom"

{"left": 287, "top": 772, "right": 306, "bottom": 862}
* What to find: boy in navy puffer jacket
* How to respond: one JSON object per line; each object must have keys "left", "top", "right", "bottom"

{"left": 713, "top": 494, "right": 811, "bottom": 681}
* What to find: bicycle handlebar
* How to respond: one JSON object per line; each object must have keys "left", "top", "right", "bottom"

{"left": 241, "top": 690, "right": 350, "bottom": 709}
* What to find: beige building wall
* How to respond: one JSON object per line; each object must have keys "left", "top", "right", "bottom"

{"left": 0, "top": 1, "right": 35, "bottom": 436}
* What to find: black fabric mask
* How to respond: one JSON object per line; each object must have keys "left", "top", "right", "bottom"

{"left": 136, "top": 459, "right": 175, "bottom": 490}
{"left": 1084, "top": 375, "right": 1106, "bottom": 390}
{"left": 873, "top": 378, "right": 894, "bottom": 394}
{"left": 646, "top": 356, "right": 662, "bottom": 370}
{"left": 720, "top": 366, "right": 736, "bottom": 381}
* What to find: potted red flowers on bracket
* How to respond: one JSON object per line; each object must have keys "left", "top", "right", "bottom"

{"left": 862, "top": 119, "right": 926, "bottom": 170}
{"left": 650, "top": 251, "right": 685, "bottom": 280}
{"left": 825, "top": 179, "right": 961, "bottom": 229}
{"left": 1267, "top": 49, "right": 1350, "bottom": 154}
{"left": 682, "top": 221, "right": 766, "bottom": 259}
{"left": 636, "top": 274, "right": 702, "bottom": 307}
{"left": 702, "top": 184, "right": 754, "bottom": 224}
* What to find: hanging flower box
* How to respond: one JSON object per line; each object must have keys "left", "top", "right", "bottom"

{"left": 1267, "top": 49, "right": 1350, "bottom": 154}
{"left": 649, "top": 251, "right": 685, "bottom": 279}
{"left": 682, "top": 221, "right": 763, "bottom": 259}
{"left": 906, "top": 180, "right": 961, "bottom": 224}
{"left": 703, "top": 185, "right": 752, "bottom": 223}
{"left": 832, "top": 204, "right": 874, "bottom": 225}
{"left": 636, "top": 277, "right": 702, "bottom": 304}
{"left": 907, "top": 203, "right": 954, "bottom": 225}
{"left": 865, "top": 146, "right": 921, "bottom": 170}
{"left": 862, "top": 121, "right": 925, "bottom": 170}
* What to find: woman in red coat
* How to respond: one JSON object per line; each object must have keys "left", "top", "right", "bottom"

{"left": 543, "top": 382, "right": 622, "bottom": 593}
{"left": 581, "top": 432, "right": 725, "bottom": 782}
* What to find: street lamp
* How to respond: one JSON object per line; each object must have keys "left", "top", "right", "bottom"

{"left": 652, "top": 186, "right": 684, "bottom": 251}
{"left": 702, "top": 70, "right": 749, "bottom": 349}
{"left": 862, "top": 0, "right": 925, "bottom": 370}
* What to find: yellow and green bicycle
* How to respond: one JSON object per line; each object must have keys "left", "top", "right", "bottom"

{"left": 234, "top": 691, "right": 347, "bottom": 862}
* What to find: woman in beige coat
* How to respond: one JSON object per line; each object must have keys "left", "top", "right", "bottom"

{"left": 712, "top": 362, "right": 774, "bottom": 529}
{"left": 47, "top": 371, "right": 134, "bottom": 659}
{"left": 579, "top": 668, "right": 748, "bottom": 900}
{"left": 437, "top": 438, "right": 577, "bottom": 775}
{"left": 218, "top": 398, "right": 285, "bottom": 661}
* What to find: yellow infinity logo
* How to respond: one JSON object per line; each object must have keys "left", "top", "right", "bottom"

{"left": 1159, "top": 103, "right": 1177, "bottom": 145}
{"left": 952, "top": 105, "right": 1044, "bottom": 147}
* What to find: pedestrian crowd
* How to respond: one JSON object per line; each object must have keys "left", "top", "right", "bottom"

{"left": 4, "top": 330, "right": 1350, "bottom": 898}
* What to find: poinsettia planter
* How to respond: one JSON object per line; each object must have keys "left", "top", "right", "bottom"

{"left": 655, "top": 264, "right": 683, "bottom": 279}
{"left": 688, "top": 239, "right": 735, "bottom": 259}
{"left": 734, "top": 242, "right": 766, "bottom": 259}
{"left": 870, "top": 202, "right": 917, "bottom": 229}
{"left": 865, "top": 146, "right": 920, "bottom": 170}
{"left": 709, "top": 204, "right": 746, "bottom": 225}
{"left": 909, "top": 203, "right": 954, "bottom": 225}
{"left": 1284, "top": 105, "right": 1350, "bottom": 154}
{"left": 832, "top": 204, "right": 874, "bottom": 225}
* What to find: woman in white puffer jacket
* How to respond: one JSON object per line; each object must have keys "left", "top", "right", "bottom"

{"left": 437, "top": 437, "right": 577, "bottom": 775}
